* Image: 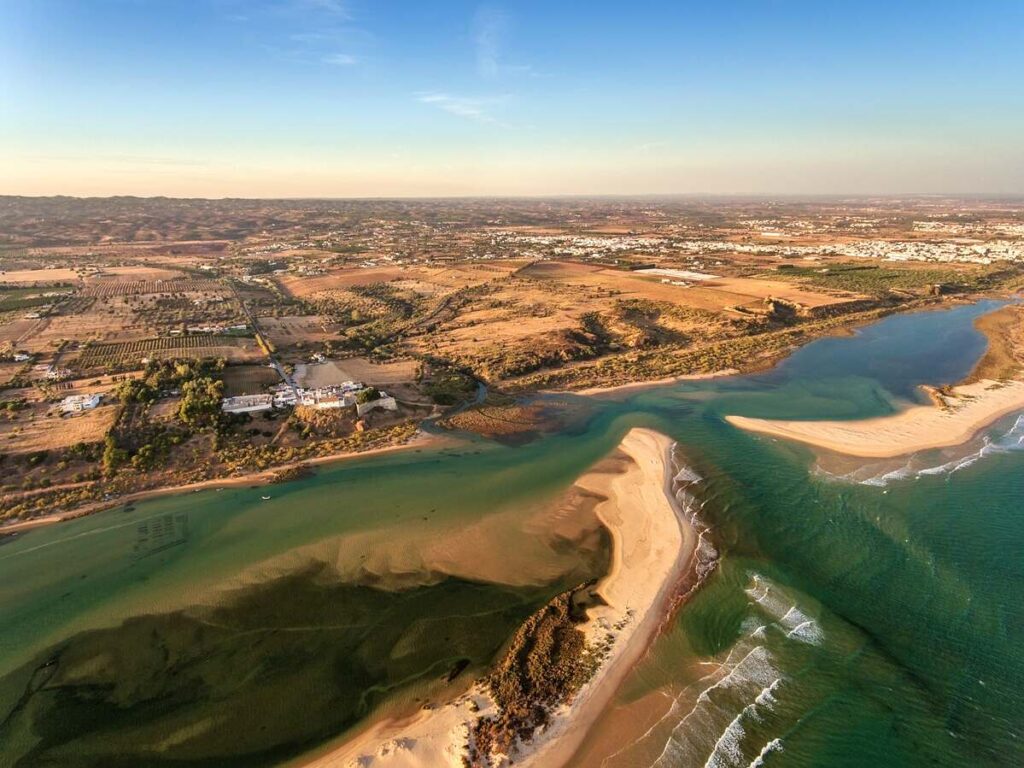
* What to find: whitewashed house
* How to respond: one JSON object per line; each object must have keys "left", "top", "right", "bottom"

{"left": 60, "top": 393, "right": 102, "bottom": 413}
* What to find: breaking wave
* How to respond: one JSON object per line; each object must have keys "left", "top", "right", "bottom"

{"left": 819, "top": 413, "right": 1024, "bottom": 487}
{"left": 746, "top": 575, "right": 825, "bottom": 647}
{"left": 669, "top": 444, "right": 720, "bottom": 589}
{"left": 638, "top": 574, "right": 826, "bottom": 767}
{"left": 748, "top": 738, "right": 784, "bottom": 767}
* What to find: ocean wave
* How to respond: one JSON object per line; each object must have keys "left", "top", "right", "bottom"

{"left": 639, "top": 574, "right": 821, "bottom": 768}
{"left": 653, "top": 646, "right": 781, "bottom": 768}
{"left": 746, "top": 575, "right": 825, "bottom": 646}
{"left": 669, "top": 444, "right": 719, "bottom": 590}
{"left": 748, "top": 738, "right": 784, "bottom": 767}
{"left": 703, "top": 708, "right": 749, "bottom": 768}
{"left": 675, "top": 465, "right": 704, "bottom": 485}
{"left": 820, "top": 413, "right": 1024, "bottom": 487}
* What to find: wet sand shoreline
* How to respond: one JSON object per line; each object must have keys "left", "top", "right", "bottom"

{"left": 726, "top": 379, "right": 1024, "bottom": 458}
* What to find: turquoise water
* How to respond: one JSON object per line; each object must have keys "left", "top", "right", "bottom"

{"left": 1, "top": 299, "right": 1022, "bottom": 766}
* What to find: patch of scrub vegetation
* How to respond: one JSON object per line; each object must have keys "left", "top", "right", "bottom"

{"left": 0, "top": 567, "right": 564, "bottom": 768}
{"left": 468, "top": 314, "right": 615, "bottom": 381}
{"left": 773, "top": 262, "right": 1012, "bottom": 296}
{"left": 423, "top": 366, "right": 478, "bottom": 405}
{"left": 467, "top": 584, "right": 603, "bottom": 766}
{"left": 968, "top": 304, "right": 1024, "bottom": 382}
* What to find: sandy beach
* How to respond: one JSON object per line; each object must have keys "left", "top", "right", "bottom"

{"left": 295, "top": 428, "right": 695, "bottom": 768}
{"left": 726, "top": 378, "right": 1024, "bottom": 458}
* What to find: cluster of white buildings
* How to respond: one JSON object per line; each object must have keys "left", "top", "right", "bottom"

{"left": 629, "top": 237, "right": 1024, "bottom": 266}
{"left": 221, "top": 381, "right": 397, "bottom": 417}
{"left": 913, "top": 221, "right": 1024, "bottom": 238}
{"left": 490, "top": 232, "right": 668, "bottom": 260}
{"left": 174, "top": 323, "right": 248, "bottom": 335}
{"left": 36, "top": 363, "right": 72, "bottom": 381}
{"left": 492, "top": 227, "right": 1024, "bottom": 267}
{"left": 60, "top": 393, "right": 102, "bottom": 413}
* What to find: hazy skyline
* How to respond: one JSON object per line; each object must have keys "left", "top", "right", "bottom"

{"left": 3, "top": 0, "right": 1023, "bottom": 198}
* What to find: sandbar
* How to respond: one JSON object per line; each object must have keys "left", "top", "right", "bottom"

{"left": 726, "top": 379, "right": 1024, "bottom": 458}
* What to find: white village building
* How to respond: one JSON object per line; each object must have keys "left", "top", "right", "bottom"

{"left": 60, "top": 393, "right": 102, "bottom": 413}
{"left": 221, "top": 394, "right": 274, "bottom": 414}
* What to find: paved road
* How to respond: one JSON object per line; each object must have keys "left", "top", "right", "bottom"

{"left": 232, "top": 282, "right": 298, "bottom": 396}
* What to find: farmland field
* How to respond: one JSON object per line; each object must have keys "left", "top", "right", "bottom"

{"left": 0, "top": 403, "right": 117, "bottom": 454}
{"left": 92, "top": 266, "right": 185, "bottom": 280}
{"left": 0, "top": 319, "right": 47, "bottom": 348}
{"left": 73, "top": 335, "right": 264, "bottom": 369}
{"left": 258, "top": 315, "right": 343, "bottom": 346}
{"left": 0, "top": 268, "right": 80, "bottom": 284}
{"left": 0, "top": 361, "right": 24, "bottom": 386}
{"left": 81, "top": 278, "right": 226, "bottom": 298}
{"left": 221, "top": 364, "right": 281, "bottom": 396}
{"left": 295, "top": 358, "right": 419, "bottom": 388}
{"left": 518, "top": 260, "right": 864, "bottom": 314}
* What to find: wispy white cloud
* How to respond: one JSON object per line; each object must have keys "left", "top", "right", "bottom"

{"left": 221, "top": 0, "right": 351, "bottom": 21}
{"left": 472, "top": 6, "right": 507, "bottom": 78}
{"left": 280, "top": 0, "right": 350, "bottom": 19}
{"left": 322, "top": 52, "right": 358, "bottom": 66}
{"left": 416, "top": 92, "right": 505, "bottom": 125}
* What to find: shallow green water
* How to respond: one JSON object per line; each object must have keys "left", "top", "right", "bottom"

{"left": 2, "top": 299, "right": 1022, "bottom": 767}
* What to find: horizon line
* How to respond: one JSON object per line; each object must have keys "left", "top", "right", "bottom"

{"left": 4, "top": 191, "right": 1024, "bottom": 203}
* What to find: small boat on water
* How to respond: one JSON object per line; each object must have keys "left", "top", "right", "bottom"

{"left": 261, "top": 495, "right": 271, "bottom": 501}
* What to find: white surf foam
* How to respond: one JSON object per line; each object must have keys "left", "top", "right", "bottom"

{"left": 820, "top": 413, "right": 1024, "bottom": 487}
{"left": 745, "top": 575, "right": 824, "bottom": 646}
{"left": 653, "top": 646, "right": 781, "bottom": 768}
{"left": 748, "top": 737, "right": 784, "bottom": 767}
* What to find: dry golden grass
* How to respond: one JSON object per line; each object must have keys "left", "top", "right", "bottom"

{"left": 278, "top": 261, "right": 523, "bottom": 300}
{"left": 710, "top": 276, "right": 860, "bottom": 308}
{"left": 519, "top": 261, "right": 862, "bottom": 314}
{"left": 0, "top": 404, "right": 117, "bottom": 453}
{"left": 0, "top": 319, "right": 46, "bottom": 348}
{"left": 279, "top": 267, "right": 414, "bottom": 297}
{"left": 0, "top": 362, "right": 24, "bottom": 387}
{"left": 18, "top": 303, "right": 156, "bottom": 352}
{"left": 0, "top": 268, "right": 80, "bottom": 284}
{"left": 258, "top": 315, "right": 342, "bottom": 346}
{"left": 297, "top": 358, "right": 418, "bottom": 388}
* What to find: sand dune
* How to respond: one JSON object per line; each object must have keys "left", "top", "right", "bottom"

{"left": 296, "top": 428, "right": 694, "bottom": 768}
{"left": 726, "top": 379, "right": 1024, "bottom": 458}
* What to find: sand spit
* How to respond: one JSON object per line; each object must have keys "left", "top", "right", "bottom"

{"left": 297, "top": 428, "right": 695, "bottom": 768}
{"left": 726, "top": 379, "right": 1024, "bottom": 459}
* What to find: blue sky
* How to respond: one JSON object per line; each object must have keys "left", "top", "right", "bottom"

{"left": 2, "top": 0, "right": 1023, "bottom": 196}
